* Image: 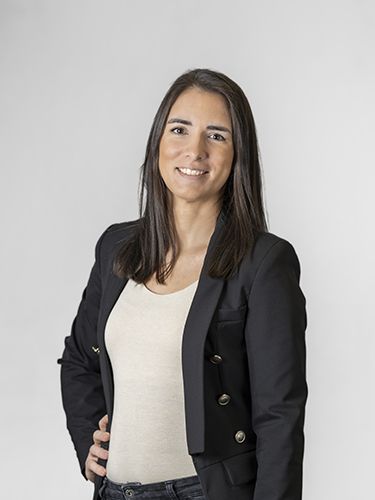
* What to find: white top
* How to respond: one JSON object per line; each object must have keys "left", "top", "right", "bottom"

{"left": 104, "top": 277, "right": 199, "bottom": 484}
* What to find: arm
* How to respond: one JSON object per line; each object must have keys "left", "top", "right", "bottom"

{"left": 57, "top": 225, "right": 113, "bottom": 480}
{"left": 244, "top": 239, "right": 308, "bottom": 500}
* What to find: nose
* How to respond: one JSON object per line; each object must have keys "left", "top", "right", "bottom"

{"left": 185, "top": 133, "right": 208, "bottom": 161}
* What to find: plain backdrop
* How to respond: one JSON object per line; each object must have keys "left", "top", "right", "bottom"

{"left": 1, "top": 1, "right": 374, "bottom": 498}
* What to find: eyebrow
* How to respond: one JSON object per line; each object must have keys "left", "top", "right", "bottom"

{"left": 167, "top": 117, "right": 232, "bottom": 135}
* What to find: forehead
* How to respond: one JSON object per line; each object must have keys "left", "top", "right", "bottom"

{"left": 168, "top": 87, "right": 231, "bottom": 123}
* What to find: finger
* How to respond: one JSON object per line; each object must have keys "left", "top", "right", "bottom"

{"left": 88, "top": 458, "right": 107, "bottom": 477}
{"left": 90, "top": 444, "right": 109, "bottom": 460}
{"left": 96, "top": 416, "right": 109, "bottom": 433}
{"left": 93, "top": 429, "right": 110, "bottom": 445}
{"left": 98, "top": 414, "right": 108, "bottom": 430}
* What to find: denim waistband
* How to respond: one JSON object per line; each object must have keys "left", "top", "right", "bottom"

{"left": 99, "top": 473, "right": 202, "bottom": 498}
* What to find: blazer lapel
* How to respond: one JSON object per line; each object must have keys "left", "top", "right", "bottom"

{"left": 96, "top": 211, "right": 226, "bottom": 455}
{"left": 181, "top": 213, "right": 226, "bottom": 454}
{"left": 97, "top": 271, "right": 127, "bottom": 425}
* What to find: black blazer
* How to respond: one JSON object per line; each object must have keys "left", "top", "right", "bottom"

{"left": 57, "top": 210, "right": 308, "bottom": 500}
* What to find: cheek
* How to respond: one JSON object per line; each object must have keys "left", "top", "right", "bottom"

{"left": 214, "top": 145, "right": 233, "bottom": 165}
{"left": 211, "top": 158, "right": 233, "bottom": 190}
{"left": 160, "top": 137, "right": 180, "bottom": 160}
{"left": 217, "top": 151, "right": 234, "bottom": 176}
{"left": 217, "top": 168, "right": 232, "bottom": 188}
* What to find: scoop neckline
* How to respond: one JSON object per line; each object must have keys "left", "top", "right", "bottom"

{"left": 141, "top": 279, "right": 199, "bottom": 296}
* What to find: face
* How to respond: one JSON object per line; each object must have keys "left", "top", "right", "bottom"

{"left": 158, "top": 87, "right": 234, "bottom": 209}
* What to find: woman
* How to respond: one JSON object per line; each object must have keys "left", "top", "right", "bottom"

{"left": 57, "top": 68, "right": 308, "bottom": 500}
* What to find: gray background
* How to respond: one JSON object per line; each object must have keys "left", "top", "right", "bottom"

{"left": 1, "top": 1, "right": 374, "bottom": 498}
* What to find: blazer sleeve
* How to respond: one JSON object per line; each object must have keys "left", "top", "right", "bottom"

{"left": 244, "top": 239, "right": 308, "bottom": 500}
{"left": 56, "top": 225, "right": 113, "bottom": 480}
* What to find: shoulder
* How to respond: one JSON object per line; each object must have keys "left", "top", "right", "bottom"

{"left": 95, "top": 218, "right": 141, "bottom": 263}
{"left": 250, "top": 230, "right": 302, "bottom": 275}
{"left": 253, "top": 229, "right": 299, "bottom": 255}
{"left": 102, "top": 218, "right": 140, "bottom": 244}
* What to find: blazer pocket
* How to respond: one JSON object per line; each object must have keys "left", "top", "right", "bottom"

{"left": 217, "top": 304, "right": 247, "bottom": 323}
{"left": 222, "top": 449, "right": 257, "bottom": 486}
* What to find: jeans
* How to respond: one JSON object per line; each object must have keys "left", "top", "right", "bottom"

{"left": 98, "top": 473, "right": 206, "bottom": 500}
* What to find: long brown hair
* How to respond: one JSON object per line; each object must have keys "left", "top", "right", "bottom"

{"left": 113, "top": 68, "right": 268, "bottom": 283}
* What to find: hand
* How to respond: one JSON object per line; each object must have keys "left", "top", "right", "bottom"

{"left": 84, "top": 414, "right": 110, "bottom": 482}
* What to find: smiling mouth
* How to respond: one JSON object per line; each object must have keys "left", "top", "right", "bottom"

{"left": 176, "top": 167, "right": 209, "bottom": 176}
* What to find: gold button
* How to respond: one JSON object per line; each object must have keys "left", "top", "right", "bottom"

{"left": 218, "top": 393, "right": 231, "bottom": 405}
{"left": 234, "top": 430, "right": 246, "bottom": 443}
{"left": 209, "top": 354, "right": 223, "bottom": 364}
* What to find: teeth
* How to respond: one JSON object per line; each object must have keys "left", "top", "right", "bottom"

{"left": 178, "top": 167, "right": 207, "bottom": 176}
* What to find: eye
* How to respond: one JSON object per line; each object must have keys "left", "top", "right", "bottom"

{"left": 170, "top": 127, "right": 186, "bottom": 135}
{"left": 170, "top": 127, "right": 226, "bottom": 141}
{"left": 210, "top": 133, "right": 225, "bottom": 141}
